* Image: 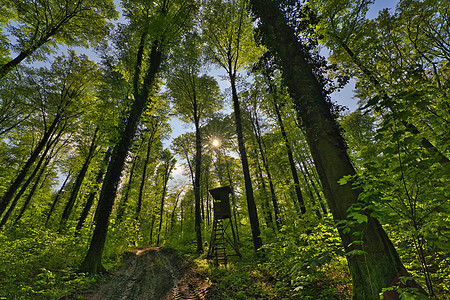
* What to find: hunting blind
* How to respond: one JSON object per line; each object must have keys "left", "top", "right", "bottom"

{"left": 207, "top": 186, "right": 240, "bottom": 266}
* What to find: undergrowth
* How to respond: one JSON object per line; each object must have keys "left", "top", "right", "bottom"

{"left": 171, "top": 214, "right": 353, "bottom": 299}
{"left": 0, "top": 221, "right": 130, "bottom": 299}
{"left": 0, "top": 226, "right": 92, "bottom": 299}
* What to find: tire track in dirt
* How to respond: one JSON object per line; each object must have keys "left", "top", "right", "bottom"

{"left": 85, "top": 247, "right": 210, "bottom": 300}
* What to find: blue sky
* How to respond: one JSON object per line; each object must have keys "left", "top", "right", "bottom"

{"left": 171, "top": 0, "right": 400, "bottom": 140}
{"left": 3, "top": 0, "right": 399, "bottom": 145}
{"left": 0, "top": 0, "right": 400, "bottom": 185}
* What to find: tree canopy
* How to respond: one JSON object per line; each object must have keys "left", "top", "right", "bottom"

{"left": 0, "top": 0, "right": 448, "bottom": 299}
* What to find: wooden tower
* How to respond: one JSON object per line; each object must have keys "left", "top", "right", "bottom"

{"left": 207, "top": 186, "right": 240, "bottom": 266}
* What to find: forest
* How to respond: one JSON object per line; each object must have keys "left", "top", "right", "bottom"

{"left": 0, "top": 0, "right": 448, "bottom": 299}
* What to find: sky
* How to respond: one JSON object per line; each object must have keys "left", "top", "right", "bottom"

{"left": 168, "top": 0, "right": 400, "bottom": 145}
{"left": 9, "top": 0, "right": 398, "bottom": 122}
{"left": 3, "top": 0, "right": 399, "bottom": 183}
{"left": 168, "top": 0, "right": 400, "bottom": 180}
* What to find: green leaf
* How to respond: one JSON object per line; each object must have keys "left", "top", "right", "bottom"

{"left": 348, "top": 212, "right": 368, "bottom": 224}
{"left": 338, "top": 175, "right": 353, "bottom": 185}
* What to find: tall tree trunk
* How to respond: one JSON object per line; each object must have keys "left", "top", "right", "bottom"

{"left": 298, "top": 154, "right": 328, "bottom": 214}
{"left": 59, "top": 127, "right": 99, "bottom": 232}
{"left": 250, "top": 107, "right": 281, "bottom": 228}
{"left": 298, "top": 158, "right": 326, "bottom": 216}
{"left": 250, "top": 1, "right": 425, "bottom": 298}
{"left": 157, "top": 163, "right": 172, "bottom": 245}
{"left": 194, "top": 116, "right": 203, "bottom": 253}
{"left": 180, "top": 203, "right": 184, "bottom": 238}
{"left": 136, "top": 128, "right": 157, "bottom": 218}
{"left": 205, "top": 167, "right": 210, "bottom": 226}
{"left": 254, "top": 149, "right": 274, "bottom": 229}
{"left": 46, "top": 171, "right": 72, "bottom": 227}
{"left": 115, "top": 140, "right": 143, "bottom": 223}
{"left": 170, "top": 191, "right": 181, "bottom": 231}
{"left": 229, "top": 73, "right": 262, "bottom": 252}
{"left": 1, "top": 121, "right": 63, "bottom": 226}
{"left": 79, "top": 42, "right": 162, "bottom": 274}
{"left": 269, "top": 83, "right": 306, "bottom": 213}
{"left": 0, "top": 114, "right": 61, "bottom": 217}
{"left": 13, "top": 156, "right": 51, "bottom": 224}
{"left": 75, "top": 148, "right": 111, "bottom": 235}
{"left": 225, "top": 157, "right": 240, "bottom": 242}
{"left": 150, "top": 213, "right": 156, "bottom": 244}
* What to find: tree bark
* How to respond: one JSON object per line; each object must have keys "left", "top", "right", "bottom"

{"left": 75, "top": 148, "right": 111, "bottom": 235}
{"left": 79, "top": 42, "right": 162, "bottom": 274}
{"left": 249, "top": 1, "right": 425, "bottom": 297}
{"left": 13, "top": 156, "right": 51, "bottom": 224}
{"left": 230, "top": 73, "right": 262, "bottom": 252}
{"left": 0, "top": 114, "right": 60, "bottom": 217}
{"left": 59, "top": 127, "right": 99, "bottom": 232}
{"left": 194, "top": 114, "right": 203, "bottom": 253}
{"left": 136, "top": 127, "right": 158, "bottom": 218}
{"left": 269, "top": 83, "right": 306, "bottom": 213}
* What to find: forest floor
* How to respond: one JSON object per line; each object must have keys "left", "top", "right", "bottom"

{"left": 67, "top": 247, "right": 211, "bottom": 300}
{"left": 60, "top": 245, "right": 350, "bottom": 300}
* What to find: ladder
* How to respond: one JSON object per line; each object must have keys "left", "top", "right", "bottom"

{"left": 211, "top": 218, "right": 227, "bottom": 266}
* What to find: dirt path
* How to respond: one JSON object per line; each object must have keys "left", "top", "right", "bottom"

{"left": 85, "top": 247, "right": 210, "bottom": 300}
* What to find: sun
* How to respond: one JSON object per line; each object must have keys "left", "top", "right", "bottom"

{"left": 212, "top": 139, "right": 220, "bottom": 147}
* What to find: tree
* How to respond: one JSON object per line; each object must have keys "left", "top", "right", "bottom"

{"left": 202, "top": 0, "right": 264, "bottom": 252}
{"left": 0, "top": 0, "right": 117, "bottom": 79}
{"left": 0, "top": 69, "right": 33, "bottom": 135}
{"left": 311, "top": 0, "right": 449, "bottom": 165}
{"left": 75, "top": 147, "right": 111, "bottom": 235}
{"left": 242, "top": 84, "right": 281, "bottom": 229}
{"left": 79, "top": 0, "right": 197, "bottom": 273}
{"left": 256, "top": 63, "right": 307, "bottom": 214}
{"left": 115, "top": 138, "right": 144, "bottom": 223}
{"left": 135, "top": 117, "right": 162, "bottom": 219}
{"left": 58, "top": 126, "right": 100, "bottom": 232}
{"left": 0, "top": 122, "right": 65, "bottom": 226}
{"left": 166, "top": 35, "right": 222, "bottom": 252}
{"left": 249, "top": 0, "right": 425, "bottom": 297}
{"left": 312, "top": 1, "right": 449, "bottom": 294}
{"left": 156, "top": 149, "right": 176, "bottom": 245}
{"left": 45, "top": 170, "right": 72, "bottom": 227}
{"left": 0, "top": 51, "right": 99, "bottom": 219}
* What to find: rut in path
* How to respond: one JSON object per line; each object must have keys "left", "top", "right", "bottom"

{"left": 86, "top": 247, "right": 210, "bottom": 300}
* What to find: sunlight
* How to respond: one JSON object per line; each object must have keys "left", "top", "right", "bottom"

{"left": 212, "top": 138, "right": 221, "bottom": 147}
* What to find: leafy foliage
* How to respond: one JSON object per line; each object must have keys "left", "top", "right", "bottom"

{"left": 0, "top": 0, "right": 449, "bottom": 298}
{"left": 0, "top": 226, "right": 95, "bottom": 298}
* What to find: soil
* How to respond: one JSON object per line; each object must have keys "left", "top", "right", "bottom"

{"left": 77, "top": 247, "right": 211, "bottom": 300}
